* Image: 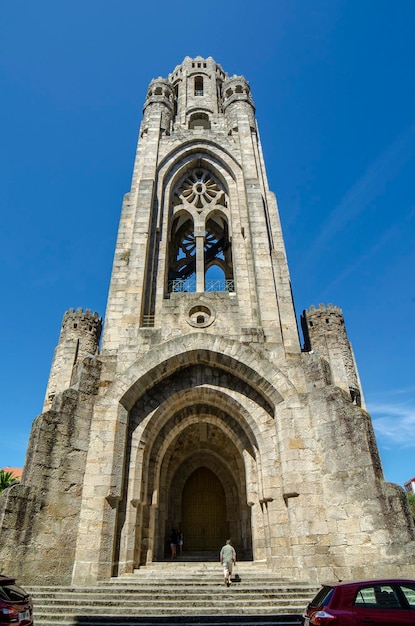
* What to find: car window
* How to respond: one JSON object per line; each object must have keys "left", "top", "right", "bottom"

{"left": 0, "top": 583, "right": 28, "bottom": 602}
{"left": 399, "top": 585, "right": 415, "bottom": 609}
{"left": 354, "top": 584, "right": 402, "bottom": 609}
{"left": 309, "top": 585, "right": 334, "bottom": 607}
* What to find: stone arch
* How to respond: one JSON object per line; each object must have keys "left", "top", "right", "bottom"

{"left": 188, "top": 111, "right": 211, "bottom": 129}
{"left": 204, "top": 209, "right": 232, "bottom": 284}
{"left": 118, "top": 340, "right": 287, "bottom": 412}
{"left": 112, "top": 342, "right": 291, "bottom": 570}
{"left": 168, "top": 209, "right": 196, "bottom": 286}
{"left": 167, "top": 167, "right": 231, "bottom": 292}
{"left": 143, "top": 141, "right": 250, "bottom": 311}
{"left": 173, "top": 461, "right": 238, "bottom": 552}
{"left": 155, "top": 141, "right": 242, "bottom": 238}
{"left": 119, "top": 396, "right": 260, "bottom": 566}
{"left": 98, "top": 335, "right": 297, "bottom": 497}
{"left": 81, "top": 336, "right": 299, "bottom": 577}
{"left": 133, "top": 334, "right": 292, "bottom": 397}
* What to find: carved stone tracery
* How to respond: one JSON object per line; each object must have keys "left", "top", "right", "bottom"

{"left": 177, "top": 169, "right": 225, "bottom": 211}
{"left": 168, "top": 168, "right": 232, "bottom": 287}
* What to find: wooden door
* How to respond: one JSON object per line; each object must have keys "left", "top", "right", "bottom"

{"left": 181, "top": 467, "right": 228, "bottom": 551}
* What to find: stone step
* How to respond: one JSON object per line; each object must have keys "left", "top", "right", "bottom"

{"left": 25, "top": 562, "right": 316, "bottom": 626}
{"left": 27, "top": 589, "right": 315, "bottom": 603}
{"left": 26, "top": 579, "right": 315, "bottom": 596}
{"left": 32, "top": 618, "right": 302, "bottom": 626}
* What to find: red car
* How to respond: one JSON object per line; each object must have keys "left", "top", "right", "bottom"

{"left": 302, "top": 578, "right": 415, "bottom": 625}
{"left": 0, "top": 575, "right": 33, "bottom": 625}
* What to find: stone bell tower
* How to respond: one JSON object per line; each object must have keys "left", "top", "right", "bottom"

{"left": 102, "top": 55, "right": 299, "bottom": 359}
{"left": 1, "top": 56, "right": 414, "bottom": 587}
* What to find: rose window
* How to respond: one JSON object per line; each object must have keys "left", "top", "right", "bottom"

{"left": 179, "top": 169, "right": 221, "bottom": 209}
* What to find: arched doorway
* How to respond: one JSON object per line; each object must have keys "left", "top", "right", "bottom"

{"left": 182, "top": 467, "right": 228, "bottom": 551}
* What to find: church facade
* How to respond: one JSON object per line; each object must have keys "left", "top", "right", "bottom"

{"left": 1, "top": 56, "right": 414, "bottom": 585}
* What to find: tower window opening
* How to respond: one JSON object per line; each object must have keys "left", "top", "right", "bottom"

{"left": 188, "top": 112, "right": 211, "bottom": 130}
{"left": 168, "top": 213, "right": 196, "bottom": 292}
{"left": 204, "top": 216, "right": 234, "bottom": 292}
{"left": 194, "top": 77, "right": 204, "bottom": 96}
{"left": 168, "top": 170, "right": 232, "bottom": 294}
{"left": 173, "top": 84, "right": 179, "bottom": 117}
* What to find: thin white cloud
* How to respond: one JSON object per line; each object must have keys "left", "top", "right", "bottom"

{"left": 298, "top": 124, "right": 415, "bottom": 272}
{"left": 368, "top": 397, "right": 415, "bottom": 448}
{"left": 320, "top": 227, "right": 396, "bottom": 294}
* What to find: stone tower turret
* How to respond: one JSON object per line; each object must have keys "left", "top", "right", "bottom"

{"left": 301, "top": 303, "right": 364, "bottom": 407}
{"left": 43, "top": 307, "right": 102, "bottom": 410}
{"left": 142, "top": 78, "right": 174, "bottom": 136}
{"left": 222, "top": 75, "right": 256, "bottom": 134}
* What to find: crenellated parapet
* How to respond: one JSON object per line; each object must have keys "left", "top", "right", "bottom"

{"left": 62, "top": 307, "right": 102, "bottom": 336}
{"left": 301, "top": 303, "right": 345, "bottom": 345}
{"left": 43, "top": 308, "right": 102, "bottom": 411}
{"left": 301, "top": 303, "right": 363, "bottom": 406}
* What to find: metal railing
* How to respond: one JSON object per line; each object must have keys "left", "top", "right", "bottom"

{"left": 141, "top": 315, "right": 155, "bottom": 327}
{"left": 168, "top": 279, "right": 235, "bottom": 293}
{"left": 206, "top": 279, "right": 235, "bottom": 292}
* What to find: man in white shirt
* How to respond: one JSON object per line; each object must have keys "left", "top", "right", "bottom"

{"left": 220, "top": 539, "right": 236, "bottom": 587}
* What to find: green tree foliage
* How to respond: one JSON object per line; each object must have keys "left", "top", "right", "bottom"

{"left": 0, "top": 470, "right": 19, "bottom": 493}
{"left": 408, "top": 493, "right": 415, "bottom": 522}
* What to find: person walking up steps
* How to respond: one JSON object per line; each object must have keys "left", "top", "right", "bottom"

{"left": 220, "top": 539, "right": 236, "bottom": 587}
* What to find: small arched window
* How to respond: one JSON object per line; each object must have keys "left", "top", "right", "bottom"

{"left": 194, "top": 76, "right": 204, "bottom": 96}
{"left": 188, "top": 112, "right": 211, "bottom": 130}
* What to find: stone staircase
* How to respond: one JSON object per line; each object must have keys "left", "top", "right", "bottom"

{"left": 26, "top": 561, "right": 317, "bottom": 626}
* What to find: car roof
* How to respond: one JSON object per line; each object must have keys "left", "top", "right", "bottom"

{"left": 0, "top": 575, "right": 16, "bottom": 585}
{"left": 321, "top": 579, "right": 415, "bottom": 588}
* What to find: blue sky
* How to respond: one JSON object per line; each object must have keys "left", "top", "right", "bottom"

{"left": 1, "top": 1, "right": 414, "bottom": 488}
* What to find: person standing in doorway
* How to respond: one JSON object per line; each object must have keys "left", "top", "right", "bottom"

{"left": 170, "top": 529, "right": 178, "bottom": 559}
{"left": 178, "top": 529, "right": 184, "bottom": 556}
{"left": 220, "top": 539, "right": 236, "bottom": 587}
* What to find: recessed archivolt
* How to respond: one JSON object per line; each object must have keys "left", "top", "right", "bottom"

{"left": 147, "top": 411, "right": 253, "bottom": 491}
{"left": 160, "top": 427, "right": 244, "bottom": 496}
{"left": 137, "top": 416, "right": 249, "bottom": 520}
{"left": 155, "top": 145, "right": 242, "bottom": 233}
{"left": 118, "top": 335, "right": 291, "bottom": 412}
{"left": 157, "top": 141, "right": 240, "bottom": 189}
{"left": 147, "top": 406, "right": 255, "bottom": 459}
{"left": 171, "top": 452, "right": 240, "bottom": 501}
{"left": 163, "top": 450, "right": 241, "bottom": 520}
{"left": 130, "top": 364, "right": 274, "bottom": 432}
{"left": 127, "top": 385, "right": 264, "bottom": 508}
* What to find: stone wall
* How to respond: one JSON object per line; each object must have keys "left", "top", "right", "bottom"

{"left": 0, "top": 357, "right": 102, "bottom": 584}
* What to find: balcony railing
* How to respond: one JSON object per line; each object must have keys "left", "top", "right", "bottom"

{"left": 168, "top": 279, "right": 235, "bottom": 293}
